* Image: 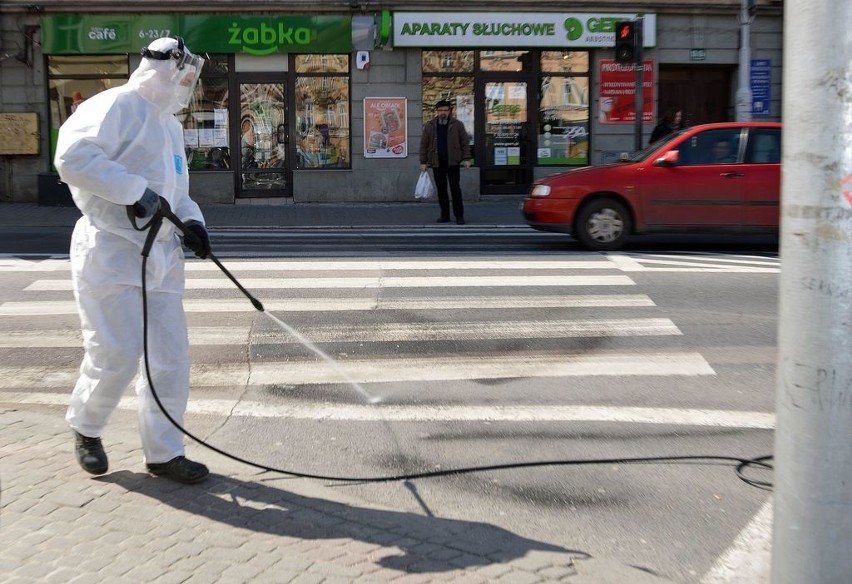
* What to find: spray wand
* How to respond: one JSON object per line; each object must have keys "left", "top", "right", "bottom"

{"left": 127, "top": 197, "right": 264, "bottom": 312}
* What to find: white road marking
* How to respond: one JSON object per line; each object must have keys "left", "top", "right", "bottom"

{"left": 637, "top": 253, "right": 779, "bottom": 266}
{"left": 701, "top": 499, "right": 773, "bottom": 584}
{"left": 0, "top": 391, "right": 775, "bottom": 429}
{"left": 25, "top": 275, "right": 636, "bottom": 291}
{"left": 0, "top": 351, "right": 715, "bottom": 389}
{"left": 628, "top": 258, "right": 778, "bottom": 273}
{"left": 0, "top": 294, "right": 656, "bottom": 316}
{"left": 0, "top": 318, "right": 681, "bottom": 348}
{"left": 183, "top": 259, "right": 617, "bottom": 272}
{"left": 607, "top": 252, "right": 779, "bottom": 273}
{"left": 1, "top": 258, "right": 616, "bottom": 272}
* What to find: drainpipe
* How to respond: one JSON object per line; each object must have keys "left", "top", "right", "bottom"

{"left": 735, "top": 0, "right": 755, "bottom": 121}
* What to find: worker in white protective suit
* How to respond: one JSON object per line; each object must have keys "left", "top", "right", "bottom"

{"left": 54, "top": 37, "right": 211, "bottom": 484}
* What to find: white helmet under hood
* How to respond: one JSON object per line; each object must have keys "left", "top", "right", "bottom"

{"left": 131, "top": 37, "right": 204, "bottom": 114}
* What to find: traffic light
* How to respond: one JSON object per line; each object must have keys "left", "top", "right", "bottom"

{"left": 614, "top": 21, "right": 637, "bottom": 64}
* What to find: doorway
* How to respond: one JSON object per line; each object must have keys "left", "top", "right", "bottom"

{"left": 476, "top": 76, "right": 535, "bottom": 195}
{"left": 235, "top": 78, "right": 291, "bottom": 198}
{"left": 657, "top": 66, "right": 733, "bottom": 126}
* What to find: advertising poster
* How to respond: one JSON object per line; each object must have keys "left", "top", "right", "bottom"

{"left": 598, "top": 59, "right": 654, "bottom": 123}
{"left": 364, "top": 97, "right": 407, "bottom": 158}
{"left": 751, "top": 59, "right": 771, "bottom": 117}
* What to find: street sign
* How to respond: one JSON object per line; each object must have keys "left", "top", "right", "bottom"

{"left": 690, "top": 48, "right": 706, "bottom": 61}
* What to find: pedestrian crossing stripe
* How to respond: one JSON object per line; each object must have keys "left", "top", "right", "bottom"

{"left": 25, "top": 275, "right": 636, "bottom": 291}
{"left": 1, "top": 258, "right": 615, "bottom": 272}
{"left": 606, "top": 252, "right": 779, "bottom": 273}
{"left": 0, "top": 254, "right": 780, "bottom": 274}
{"left": 0, "top": 391, "right": 773, "bottom": 429}
{"left": 0, "top": 294, "right": 656, "bottom": 316}
{"left": 0, "top": 351, "right": 714, "bottom": 389}
{"left": 0, "top": 318, "right": 682, "bottom": 347}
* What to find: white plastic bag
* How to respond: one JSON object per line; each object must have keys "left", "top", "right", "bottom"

{"left": 414, "top": 170, "right": 435, "bottom": 199}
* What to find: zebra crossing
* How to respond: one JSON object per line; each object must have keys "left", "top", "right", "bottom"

{"left": 0, "top": 252, "right": 779, "bottom": 411}
{"left": 0, "top": 250, "right": 778, "bottom": 583}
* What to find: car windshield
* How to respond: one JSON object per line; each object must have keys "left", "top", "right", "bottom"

{"left": 625, "top": 130, "right": 686, "bottom": 162}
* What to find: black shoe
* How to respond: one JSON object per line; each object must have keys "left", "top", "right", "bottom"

{"left": 147, "top": 456, "right": 209, "bottom": 484}
{"left": 436, "top": 216, "right": 450, "bottom": 223}
{"left": 456, "top": 217, "right": 466, "bottom": 225}
{"left": 73, "top": 430, "right": 108, "bottom": 475}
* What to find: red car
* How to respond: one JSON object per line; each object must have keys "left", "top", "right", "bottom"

{"left": 522, "top": 122, "right": 781, "bottom": 250}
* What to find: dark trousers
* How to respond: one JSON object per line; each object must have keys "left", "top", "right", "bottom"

{"left": 433, "top": 162, "right": 464, "bottom": 219}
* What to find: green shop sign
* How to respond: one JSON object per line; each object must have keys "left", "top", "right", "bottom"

{"left": 393, "top": 12, "right": 656, "bottom": 48}
{"left": 41, "top": 14, "right": 352, "bottom": 55}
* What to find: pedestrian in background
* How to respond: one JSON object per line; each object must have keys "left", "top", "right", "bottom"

{"left": 649, "top": 107, "right": 684, "bottom": 144}
{"left": 420, "top": 99, "right": 472, "bottom": 225}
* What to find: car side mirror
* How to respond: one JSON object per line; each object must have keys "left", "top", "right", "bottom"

{"left": 619, "top": 152, "right": 630, "bottom": 162}
{"left": 654, "top": 150, "right": 680, "bottom": 166}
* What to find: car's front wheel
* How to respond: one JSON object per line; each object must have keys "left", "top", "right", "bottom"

{"left": 574, "top": 198, "right": 631, "bottom": 251}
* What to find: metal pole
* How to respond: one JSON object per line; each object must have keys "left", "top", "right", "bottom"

{"left": 634, "top": 17, "right": 644, "bottom": 151}
{"left": 772, "top": 0, "right": 852, "bottom": 581}
{"left": 735, "top": 0, "right": 753, "bottom": 121}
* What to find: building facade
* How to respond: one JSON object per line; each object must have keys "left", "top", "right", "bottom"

{"left": 0, "top": 1, "right": 783, "bottom": 205}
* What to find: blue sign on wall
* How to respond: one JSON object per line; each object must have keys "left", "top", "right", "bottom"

{"left": 751, "top": 59, "right": 771, "bottom": 117}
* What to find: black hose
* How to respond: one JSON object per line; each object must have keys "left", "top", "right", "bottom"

{"left": 132, "top": 202, "right": 774, "bottom": 488}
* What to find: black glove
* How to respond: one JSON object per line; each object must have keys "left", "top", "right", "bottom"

{"left": 182, "top": 220, "right": 211, "bottom": 259}
{"left": 132, "top": 188, "right": 162, "bottom": 218}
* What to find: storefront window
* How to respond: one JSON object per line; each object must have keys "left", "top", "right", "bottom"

{"left": 421, "top": 51, "right": 475, "bottom": 148}
{"left": 47, "top": 55, "right": 129, "bottom": 164}
{"left": 294, "top": 55, "right": 350, "bottom": 169}
{"left": 422, "top": 50, "right": 473, "bottom": 73}
{"left": 538, "top": 51, "right": 590, "bottom": 165}
{"left": 180, "top": 54, "right": 230, "bottom": 171}
{"left": 480, "top": 50, "right": 532, "bottom": 72}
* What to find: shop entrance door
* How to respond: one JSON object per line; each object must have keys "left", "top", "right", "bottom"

{"left": 658, "top": 66, "right": 732, "bottom": 126}
{"left": 476, "top": 77, "right": 534, "bottom": 195}
{"left": 236, "top": 79, "right": 291, "bottom": 198}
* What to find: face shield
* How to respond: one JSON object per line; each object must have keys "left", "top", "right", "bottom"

{"left": 140, "top": 37, "right": 205, "bottom": 109}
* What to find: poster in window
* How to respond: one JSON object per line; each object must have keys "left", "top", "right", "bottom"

{"left": 364, "top": 97, "right": 407, "bottom": 158}
{"left": 598, "top": 59, "right": 654, "bottom": 123}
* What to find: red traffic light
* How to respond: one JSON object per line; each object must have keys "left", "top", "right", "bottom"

{"left": 614, "top": 20, "right": 638, "bottom": 64}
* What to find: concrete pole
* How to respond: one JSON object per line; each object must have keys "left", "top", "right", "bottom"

{"left": 772, "top": 0, "right": 852, "bottom": 582}
{"left": 735, "top": 0, "right": 752, "bottom": 121}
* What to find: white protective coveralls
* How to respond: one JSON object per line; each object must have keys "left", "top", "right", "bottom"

{"left": 54, "top": 37, "right": 205, "bottom": 464}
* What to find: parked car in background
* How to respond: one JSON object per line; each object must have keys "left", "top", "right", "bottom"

{"left": 521, "top": 122, "right": 782, "bottom": 250}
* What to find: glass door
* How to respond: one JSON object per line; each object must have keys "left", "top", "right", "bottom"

{"left": 477, "top": 78, "right": 534, "bottom": 194}
{"left": 236, "top": 80, "right": 291, "bottom": 198}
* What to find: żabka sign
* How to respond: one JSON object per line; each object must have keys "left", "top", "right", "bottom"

{"left": 41, "top": 15, "right": 352, "bottom": 54}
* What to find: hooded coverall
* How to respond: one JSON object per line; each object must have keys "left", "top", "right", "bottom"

{"left": 54, "top": 38, "right": 205, "bottom": 464}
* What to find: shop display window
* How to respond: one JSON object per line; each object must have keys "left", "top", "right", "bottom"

{"left": 422, "top": 50, "right": 474, "bottom": 73}
{"left": 421, "top": 51, "right": 475, "bottom": 148}
{"left": 47, "top": 55, "right": 129, "bottom": 166}
{"left": 538, "top": 52, "right": 590, "bottom": 165}
{"left": 180, "top": 54, "right": 231, "bottom": 171}
{"left": 294, "top": 55, "right": 350, "bottom": 169}
{"left": 480, "top": 50, "right": 532, "bottom": 72}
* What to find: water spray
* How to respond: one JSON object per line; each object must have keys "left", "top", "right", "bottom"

{"left": 126, "top": 198, "right": 773, "bottom": 487}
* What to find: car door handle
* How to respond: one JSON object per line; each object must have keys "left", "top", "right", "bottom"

{"left": 720, "top": 172, "right": 745, "bottom": 178}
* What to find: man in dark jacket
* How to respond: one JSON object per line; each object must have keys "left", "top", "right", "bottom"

{"left": 420, "top": 99, "right": 472, "bottom": 224}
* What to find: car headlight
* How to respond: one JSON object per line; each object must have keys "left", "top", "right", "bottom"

{"left": 530, "top": 184, "right": 551, "bottom": 197}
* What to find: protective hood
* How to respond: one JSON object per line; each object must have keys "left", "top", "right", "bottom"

{"left": 130, "top": 37, "right": 204, "bottom": 114}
